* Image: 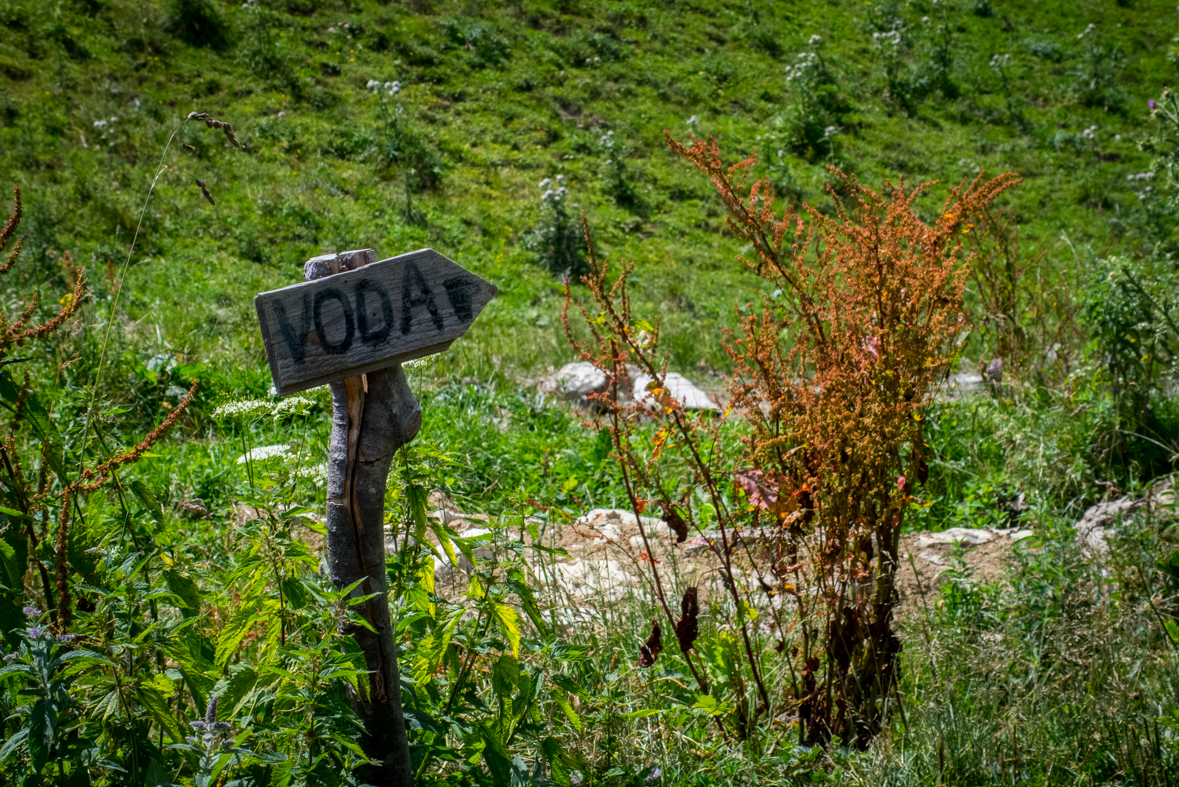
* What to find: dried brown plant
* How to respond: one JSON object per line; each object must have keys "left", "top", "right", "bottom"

{"left": 563, "top": 137, "right": 1019, "bottom": 748}
{"left": 0, "top": 186, "right": 197, "bottom": 627}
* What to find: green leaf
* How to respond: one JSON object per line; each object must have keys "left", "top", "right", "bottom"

{"left": 0, "top": 506, "right": 28, "bottom": 519}
{"left": 491, "top": 655, "right": 519, "bottom": 697}
{"left": 550, "top": 674, "right": 589, "bottom": 701}
{"left": 215, "top": 663, "right": 257, "bottom": 717}
{"left": 138, "top": 684, "right": 187, "bottom": 743}
{"left": 623, "top": 708, "right": 664, "bottom": 720}
{"left": 215, "top": 606, "right": 260, "bottom": 668}
{"left": 27, "top": 696, "right": 56, "bottom": 773}
{"left": 541, "top": 737, "right": 571, "bottom": 787}
{"left": 279, "top": 575, "right": 309, "bottom": 610}
{"left": 552, "top": 691, "right": 582, "bottom": 733}
{"left": 476, "top": 721, "right": 512, "bottom": 784}
{"left": 130, "top": 480, "right": 161, "bottom": 519}
{"left": 0, "top": 727, "right": 28, "bottom": 762}
{"left": 491, "top": 604, "right": 520, "bottom": 658}
{"left": 166, "top": 571, "right": 202, "bottom": 618}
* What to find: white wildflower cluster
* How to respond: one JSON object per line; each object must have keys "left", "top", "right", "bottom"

{"left": 294, "top": 462, "right": 329, "bottom": 482}
{"left": 240, "top": 0, "right": 257, "bottom": 7}
{"left": 785, "top": 51, "right": 820, "bottom": 83}
{"left": 989, "top": 53, "right": 1011, "bottom": 70}
{"left": 1078, "top": 23, "right": 1096, "bottom": 40}
{"left": 213, "top": 399, "right": 273, "bottom": 423}
{"left": 367, "top": 79, "right": 401, "bottom": 96}
{"left": 584, "top": 56, "right": 602, "bottom": 65}
{"left": 273, "top": 396, "right": 315, "bottom": 419}
{"left": 404, "top": 356, "right": 432, "bottom": 369}
{"left": 922, "top": 16, "right": 930, "bottom": 23}
{"left": 809, "top": 34, "right": 822, "bottom": 46}
{"left": 328, "top": 21, "right": 358, "bottom": 39}
{"left": 237, "top": 444, "right": 291, "bottom": 465}
{"left": 1128, "top": 171, "right": 1155, "bottom": 200}
{"left": 599, "top": 129, "right": 618, "bottom": 163}
{"left": 93, "top": 117, "right": 116, "bottom": 128}
{"left": 539, "top": 174, "right": 567, "bottom": 203}
{"left": 872, "top": 29, "right": 902, "bottom": 47}
{"left": 1081, "top": 124, "right": 1098, "bottom": 140}
{"left": 686, "top": 115, "right": 699, "bottom": 126}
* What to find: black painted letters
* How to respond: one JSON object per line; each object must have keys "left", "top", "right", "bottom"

{"left": 313, "top": 288, "right": 355, "bottom": 355}
{"left": 400, "top": 261, "right": 445, "bottom": 335}
{"left": 272, "top": 293, "right": 313, "bottom": 364}
{"left": 355, "top": 280, "right": 393, "bottom": 345}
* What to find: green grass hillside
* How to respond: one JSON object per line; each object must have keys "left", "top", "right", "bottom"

{"left": 2, "top": 0, "right": 1174, "bottom": 387}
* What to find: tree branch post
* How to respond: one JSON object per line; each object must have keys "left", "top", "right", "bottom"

{"left": 306, "top": 249, "right": 420, "bottom": 786}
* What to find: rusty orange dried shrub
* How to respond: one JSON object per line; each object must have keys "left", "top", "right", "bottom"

{"left": 564, "top": 138, "right": 1019, "bottom": 747}
{"left": 0, "top": 185, "right": 196, "bottom": 628}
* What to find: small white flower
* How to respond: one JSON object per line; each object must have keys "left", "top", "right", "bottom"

{"left": 404, "top": 356, "right": 432, "bottom": 369}
{"left": 556, "top": 174, "right": 565, "bottom": 180}
{"left": 93, "top": 120, "right": 107, "bottom": 128}
{"left": 367, "top": 79, "right": 379, "bottom": 89}
{"left": 687, "top": 115, "right": 698, "bottom": 125}
{"left": 539, "top": 178, "right": 551, "bottom": 189}
{"left": 273, "top": 396, "right": 315, "bottom": 418}
{"left": 777, "top": 150, "right": 784, "bottom": 158}
{"left": 922, "top": 16, "right": 930, "bottom": 23}
{"left": 237, "top": 444, "right": 291, "bottom": 465}
{"left": 214, "top": 399, "right": 273, "bottom": 422}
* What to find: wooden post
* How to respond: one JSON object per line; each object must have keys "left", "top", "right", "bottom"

{"left": 256, "top": 245, "right": 494, "bottom": 784}
{"left": 307, "top": 249, "right": 417, "bottom": 786}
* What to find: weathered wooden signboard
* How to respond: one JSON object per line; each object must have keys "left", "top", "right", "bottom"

{"left": 255, "top": 248, "right": 497, "bottom": 394}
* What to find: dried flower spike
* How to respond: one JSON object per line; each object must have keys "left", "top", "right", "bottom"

{"left": 194, "top": 178, "right": 215, "bottom": 206}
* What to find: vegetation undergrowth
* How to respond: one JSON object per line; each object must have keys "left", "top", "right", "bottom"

{"left": 0, "top": 1, "right": 1178, "bottom": 785}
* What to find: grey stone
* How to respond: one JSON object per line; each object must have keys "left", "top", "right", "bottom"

{"left": 632, "top": 372, "right": 719, "bottom": 411}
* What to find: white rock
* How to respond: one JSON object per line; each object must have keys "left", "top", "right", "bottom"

{"left": 916, "top": 528, "right": 995, "bottom": 548}
{"left": 540, "top": 362, "right": 607, "bottom": 401}
{"left": 632, "top": 372, "right": 719, "bottom": 411}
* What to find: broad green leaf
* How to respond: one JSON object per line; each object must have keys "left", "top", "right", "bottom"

{"left": 216, "top": 663, "right": 258, "bottom": 716}
{"left": 27, "top": 696, "right": 55, "bottom": 773}
{"left": 491, "top": 655, "right": 519, "bottom": 697}
{"left": 165, "top": 571, "right": 202, "bottom": 617}
{"left": 624, "top": 708, "right": 664, "bottom": 720}
{"left": 541, "top": 737, "right": 571, "bottom": 787}
{"left": 550, "top": 674, "right": 589, "bottom": 701}
{"left": 138, "top": 684, "right": 187, "bottom": 743}
{"left": 215, "top": 606, "right": 260, "bottom": 668}
{"left": 553, "top": 691, "right": 582, "bottom": 733}
{"left": 476, "top": 721, "right": 512, "bottom": 784}
{"left": 491, "top": 604, "right": 520, "bottom": 658}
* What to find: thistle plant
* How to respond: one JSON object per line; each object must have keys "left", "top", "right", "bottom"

{"left": 526, "top": 175, "right": 586, "bottom": 278}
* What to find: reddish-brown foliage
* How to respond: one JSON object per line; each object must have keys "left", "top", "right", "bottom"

{"left": 564, "top": 137, "right": 1019, "bottom": 746}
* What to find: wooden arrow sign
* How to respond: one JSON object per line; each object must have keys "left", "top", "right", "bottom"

{"left": 255, "top": 248, "right": 497, "bottom": 395}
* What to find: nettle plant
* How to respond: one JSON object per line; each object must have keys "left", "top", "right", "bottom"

{"left": 564, "top": 135, "right": 1018, "bottom": 747}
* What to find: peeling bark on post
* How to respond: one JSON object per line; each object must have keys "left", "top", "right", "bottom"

{"left": 308, "top": 250, "right": 419, "bottom": 787}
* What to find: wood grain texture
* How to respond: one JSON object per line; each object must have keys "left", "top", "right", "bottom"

{"left": 255, "top": 247, "right": 497, "bottom": 394}
{"left": 309, "top": 248, "right": 419, "bottom": 786}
